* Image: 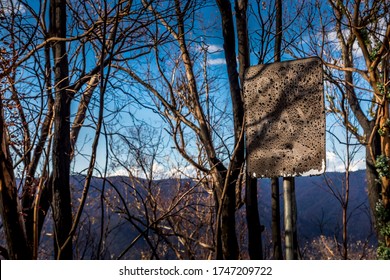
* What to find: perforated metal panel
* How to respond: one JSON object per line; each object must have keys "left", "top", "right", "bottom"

{"left": 244, "top": 57, "right": 325, "bottom": 178}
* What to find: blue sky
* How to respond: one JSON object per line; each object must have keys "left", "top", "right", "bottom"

{"left": 69, "top": 0, "right": 367, "bottom": 177}
{"left": 2, "top": 0, "right": 368, "bottom": 179}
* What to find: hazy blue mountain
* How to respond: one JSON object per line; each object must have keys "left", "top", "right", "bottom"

{"left": 8, "top": 170, "right": 374, "bottom": 259}
{"left": 257, "top": 170, "right": 375, "bottom": 244}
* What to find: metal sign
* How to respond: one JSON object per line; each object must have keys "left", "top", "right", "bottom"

{"left": 244, "top": 57, "right": 325, "bottom": 178}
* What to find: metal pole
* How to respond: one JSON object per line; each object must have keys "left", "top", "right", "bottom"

{"left": 283, "top": 176, "right": 294, "bottom": 260}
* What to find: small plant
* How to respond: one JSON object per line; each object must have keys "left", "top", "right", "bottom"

{"left": 369, "top": 43, "right": 381, "bottom": 61}
{"left": 375, "top": 155, "right": 390, "bottom": 179}
{"left": 377, "top": 82, "right": 390, "bottom": 99}
{"left": 377, "top": 243, "right": 390, "bottom": 260}
{"left": 376, "top": 201, "right": 390, "bottom": 235}
{"left": 359, "top": 28, "right": 370, "bottom": 46}
{"left": 375, "top": 200, "right": 390, "bottom": 260}
{"left": 378, "top": 119, "right": 390, "bottom": 137}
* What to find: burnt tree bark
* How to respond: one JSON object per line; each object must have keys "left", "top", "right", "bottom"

{"left": 0, "top": 95, "right": 31, "bottom": 260}
{"left": 245, "top": 176, "right": 263, "bottom": 259}
{"left": 271, "top": 0, "right": 283, "bottom": 260}
{"left": 50, "top": 0, "right": 73, "bottom": 260}
{"left": 234, "top": 0, "right": 264, "bottom": 260}
{"left": 271, "top": 178, "right": 282, "bottom": 259}
{"left": 215, "top": 0, "right": 249, "bottom": 259}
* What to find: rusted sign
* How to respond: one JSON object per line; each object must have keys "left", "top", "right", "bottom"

{"left": 244, "top": 57, "right": 325, "bottom": 177}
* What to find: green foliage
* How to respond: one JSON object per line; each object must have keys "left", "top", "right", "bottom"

{"left": 377, "top": 82, "right": 384, "bottom": 94}
{"left": 375, "top": 155, "right": 390, "bottom": 178}
{"left": 376, "top": 200, "right": 390, "bottom": 260}
{"left": 377, "top": 243, "right": 390, "bottom": 260}
{"left": 376, "top": 201, "right": 390, "bottom": 235}
{"left": 379, "top": 119, "right": 390, "bottom": 136}
{"left": 377, "top": 83, "right": 390, "bottom": 99}
{"left": 359, "top": 28, "right": 370, "bottom": 46}
{"left": 369, "top": 43, "right": 382, "bottom": 61}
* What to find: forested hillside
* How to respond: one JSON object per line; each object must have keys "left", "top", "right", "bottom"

{"left": 1, "top": 170, "right": 374, "bottom": 259}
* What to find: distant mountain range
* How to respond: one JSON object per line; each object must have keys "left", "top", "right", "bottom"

{"left": 6, "top": 169, "right": 375, "bottom": 259}
{"left": 257, "top": 170, "right": 376, "bottom": 244}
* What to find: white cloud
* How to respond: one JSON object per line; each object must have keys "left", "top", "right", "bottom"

{"left": 207, "top": 44, "right": 223, "bottom": 53}
{"left": 349, "top": 158, "right": 366, "bottom": 172}
{"left": 207, "top": 58, "right": 226, "bottom": 66}
{"left": 324, "top": 29, "right": 364, "bottom": 59}
{"left": 108, "top": 162, "right": 166, "bottom": 178}
{"left": 196, "top": 42, "right": 225, "bottom": 66}
{"left": 197, "top": 43, "right": 223, "bottom": 53}
{"left": 166, "top": 164, "right": 197, "bottom": 178}
{"left": 108, "top": 161, "right": 194, "bottom": 179}
{"left": 326, "top": 151, "right": 365, "bottom": 172}
{"left": 108, "top": 168, "right": 129, "bottom": 177}
{"left": 110, "top": 151, "right": 366, "bottom": 178}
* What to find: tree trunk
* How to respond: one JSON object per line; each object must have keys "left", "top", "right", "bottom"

{"left": 0, "top": 101, "right": 31, "bottom": 259}
{"left": 216, "top": 0, "right": 247, "bottom": 260}
{"left": 271, "top": 0, "right": 283, "bottom": 260}
{"left": 220, "top": 177, "right": 239, "bottom": 259}
{"left": 271, "top": 177, "right": 283, "bottom": 259}
{"left": 212, "top": 162, "right": 239, "bottom": 260}
{"left": 291, "top": 179, "right": 299, "bottom": 259}
{"left": 379, "top": 98, "right": 390, "bottom": 247}
{"left": 234, "top": 0, "right": 263, "bottom": 260}
{"left": 366, "top": 135, "right": 381, "bottom": 229}
{"left": 50, "top": 0, "right": 73, "bottom": 260}
{"left": 245, "top": 176, "right": 263, "bottom": 259}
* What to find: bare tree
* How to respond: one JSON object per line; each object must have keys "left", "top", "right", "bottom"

{"left": 0, "top": 0, "right": 152, "bottom": 259}
{"left": 0, "top": 83, "right": 31, "bottom": 259}
{"left": 113, "top": 0, "right": 247, "bottom": 259}
{"left": 272, "top": 0, "right": 283, "bottom": 260}
{"left": 50, "top": 0, "right": 73, "bottom": 259}
{"left": 105, "top": 122, "right": 216, "bottom": 259}
{"left": 325, "top": 91, "right": 363, "bottom": 259}
{"left": 304, "top": 0, "right": 389, "bottom": 249}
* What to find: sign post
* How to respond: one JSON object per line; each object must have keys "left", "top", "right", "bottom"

{"left": 243, "top": 57, "right": 325, "bottom": 259}
{"left": 283, "top": 176, "right": 295, "bottom": 260}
